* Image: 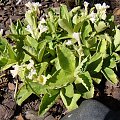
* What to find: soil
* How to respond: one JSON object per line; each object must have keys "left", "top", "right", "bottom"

{"left": 0, "top": 0, "right": 120, "bottom": 120}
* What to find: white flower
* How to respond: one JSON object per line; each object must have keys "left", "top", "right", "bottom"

{"left": 72, "top": 32, "right": 81, "bottom": 41}
{"left": 39, "top": 25, "right": 48, "bottom": 34}
{"left": 95, "top": 3, "right": 102, "bottom": 12}
{"left": 102, "top": 3, "right": 110, "bottom": 10}
{"left": 38, "top": 18, "right": 48, "bottom": 34}
{"left": 0, "top": 29, "right": 3, "bottom": 36}
{"left": 84, "top": 1, "right": 89, "bottom": 9}
{"left": 95, "top": 3, "right": 109, "bottom": 12}
{"left": 10, "top": 65, "right": 19, "bottom": 78}
{"left": 84, "top": 1, "right": 89, "bottom": 15}
{"left": 25, "top": 2, "right": 41, "bottom": 11}
{"left": 66, "top": 40, "right": 72, "bottom": 46}
{"left": 25, "top": 25, "right": 35, "bottom": 38}
{"left": 95, "top": 3, "right": 109, "bottom": 20}
{"left": 89, "top": 11, "right": 96, "bottom": 23}
{"left": 27, "top": 59, "right": 34, "bottom": 70}
{"left": 25, "top": 1, "right": 32, "bottom": 8}
{"left": 26, "top": 25, "right": 33, "bottom": 34}
{"left": 37, "top": 75, "right": 47, "bottom": 85}
{"left": 73, "top": 32, "right": 81, "bottom": 46}
{"left": 27, "top": 69, "right": 36, "bottom": 79}
{"left": 32, "top": 2, "right": 42, "bottom": 7}
{"left": 40, "top": 18, "right": 46, "bottom": 24}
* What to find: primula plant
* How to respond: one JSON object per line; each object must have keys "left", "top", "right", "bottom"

{"left": 0, "top": 1, "right": 120, "bottom": 116}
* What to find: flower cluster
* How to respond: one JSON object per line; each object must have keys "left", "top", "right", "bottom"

{"left": 83, "top": 2, "right": 110, "bottom": 23}
{"left": 95, "top": 3, "right": 110, "bottom": 20}
{"left": 25, "top": 1, "right": 42, "bottom": 12}
{"left": 38, "top": 18, "right": 48, "bottom": 34}
{"left": 10, "top": 60, "right": 47, "bottom": 85}
{"left": 25, "top": 2, "right": 48, "bottom": 39}
{"left": 26, "top": 59, "right": 36, "bottom": 80}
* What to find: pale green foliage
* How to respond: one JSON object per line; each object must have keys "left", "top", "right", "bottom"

{"left": 0, "top": 2, "right": 120, "bottom": 116}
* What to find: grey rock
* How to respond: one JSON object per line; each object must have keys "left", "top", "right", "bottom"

{"left": 61, "top": 99, "right": 110, "bottom": 120}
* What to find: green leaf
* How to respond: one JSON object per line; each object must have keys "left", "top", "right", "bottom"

{"left": 75, "top": 71, "right": 94, "bottom": 99}
{"left": 58, "top": 19, "right": 73, "bottom": 34}
{"left": 0, "top": 59, "right": 16, "bottom": 71}
{"left": 60, "top": 4, "right": 70, "bottom": 23}
{"left": 102, "top": 67, "right": 118, "bottom": 84}
{"left": 48, "top": 9, "right": 55, "bottom": 22}
{"left": 114, "top": 28, "right": 120, "bottom": 48}
{"left": 28, "top": 81, "right": 47, "bottom": 95}
{"left": 74, "top": 56, "right": 89, "bottom": 76}
{"left": 47, "top": 69, "right": 75, "bottom": 89}
{"left": 8, "top": 34, "right": 25, "bottom": 42}
{"left": 38, "top": 62, "right": 48, "bottom": 75}
{"left": 25, "top": 35, "right": 38, "bottom": 50}
{"left": 50, "top": 58, "right": 61, "bottom": 71}
{"left": 92, "top": 73, "right": 102, "bottom": 84}
{"left": 0, "top": 37, "right": 16, "bottom": 60}
{"left": 94, "top": 21, "right": 107, "bottom": 33}
{"left": 16, "top": 81, "right": 47, "bottom": 106}
{"left": 105, "top": 33, "right": 112, "bottom": 43}
{"left": 73, "top": 13, "right": 78, "bottom": 24}
{"left": 39, "top": 91, "right": 59, "bottom": 116}
{"left": 7, "top": 44, "right": 16, "bottom": 60}
{"left": 97, "top": 39, "right": 107, "bottom": 54}
{"left": 48, "top": 89, "right": 59, "bottom": 97}
{"left": 81, "top": 21, "right": 92, "bottom": 41}
{"left": 10, "top": 22, "right": 17, "bottom": 34}
{"left": 109, "top": 58, "right": 116, "bottom": 68}
{"left": 25, "top": 11, "right": 37, "bottom": 29}
{"left": 85, "top": 37, "right": 96, "bottom": 48}
{"left": 74, "top": 21, "right": 82, "bottom": 32}
{"left": 112, "top": 52, "right": 120, "bottom": 61}
{"left": 65, "top": 84, "right": 74, "bottom": 98}
{"left": 67, "top": 94, "right": 80, "bottom": 110}
{"left": 16, "top": 20, "right": 23, "bottom": 35}
{"left": 69, "top": 6, "right": 80, "bottom": 17}
{"left": 47, "top": 20, "right": 56, "bottom": 34}
{"left": 22, "top": 53, "right": 31, "bottom": 64}
{"left": 0, "top": 57, "right": 8, "bottom": 70}
{"left": 103, "top": 53, "right": 117, "bottom": 68}
{"left": 86, "top": 53, "right": 103, "bottom": 73}
{"left": 60, "top": 89, "right": 81, "bottom": 111}
{"left": 57, "top": 45, "right": 75, "bottom": 74}
{"left": 37, "top": 41, "right": 46, "bottom": 62}
{"left": 16, "top": 84, "right": 33, "bottom": 105}
{"left": 23, "top": 46, "right": 38, "bottom": 61}
{"left": 82, "top": 86, "right": 94, "bottom": 99}
{"left": 115, "top": 45, "right": 120, "bottom": 52}
{"left": 78, "top": 71, "right": 93, "bottom": 91}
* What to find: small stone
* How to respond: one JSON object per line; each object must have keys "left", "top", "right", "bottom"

{"left": 16, "top": 113, "right": 24, "bottom": 120}
{"left": 8, "top": 82, "right": 15, "bottom": 91}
